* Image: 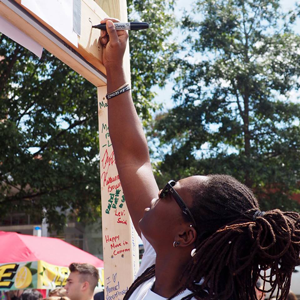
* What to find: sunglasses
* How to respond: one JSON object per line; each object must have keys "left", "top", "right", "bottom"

{"left": 160, "top": 180, "right": 197, "bottom": 230}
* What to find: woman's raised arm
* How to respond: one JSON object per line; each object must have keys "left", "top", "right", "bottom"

{"left": 99, "top": 19, "right": 159, "bottom": 235}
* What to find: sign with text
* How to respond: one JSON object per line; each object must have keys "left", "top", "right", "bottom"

{"left": 0, "top": 261, "right": 104, "bottom": 290}
{"left": 98, "top": 87, "right": 139, "bottom": 300}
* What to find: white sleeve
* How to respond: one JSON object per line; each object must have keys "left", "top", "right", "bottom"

{"left": 135, "top": 234, "right": 156, "bottom": 278}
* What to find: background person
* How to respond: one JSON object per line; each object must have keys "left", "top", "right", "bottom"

{"left": 99, "top": 18, "right": 300, "bottom": 300}
{"left": 48, "top": 288, "right": 67, "bottom": 297}
{"left": 44, "top": 297, "right": 69, "bottom": 300}
{"left": 64, "top": 263, "right": 99, "bottom": 300}
{"left": 92, "top": 292, "right": 103, "bottom": 300}
{"left": 20, "top": 290, "right": 42, "bottom": 300}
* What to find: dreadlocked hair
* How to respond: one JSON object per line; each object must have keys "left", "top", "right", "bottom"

{"left": 124, "top": 175, "right": 300, "bottom": 300}
{"left": 179, "top": 174, "right": 300, "bottom": 300}
{"left": 123, "top": 264, "right": 205, "bottom": 300}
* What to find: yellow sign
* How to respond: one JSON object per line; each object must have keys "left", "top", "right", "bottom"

{"left": 0, "top": 262, "right": 37, "bottom": 290}
{"left": 0, "top": 262, "right": 104, "bottom": 290}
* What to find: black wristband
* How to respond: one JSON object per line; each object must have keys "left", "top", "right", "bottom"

{"left": 106, "top": 84, "right": 131, "bottom": 100}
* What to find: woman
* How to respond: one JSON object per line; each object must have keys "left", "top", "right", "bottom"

{"left": 287, "top": 292, "right": 297, "bottom": 300}
{"left": 99, "top": 19, "right": 300, "bottom": 300}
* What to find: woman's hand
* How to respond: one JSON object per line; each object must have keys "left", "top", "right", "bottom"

{"left": 99, "top": 18, "right": 129, "bottom": 69}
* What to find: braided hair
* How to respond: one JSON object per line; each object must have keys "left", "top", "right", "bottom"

{"left": 125, "top": 175, "right": 300, "bottom": 300}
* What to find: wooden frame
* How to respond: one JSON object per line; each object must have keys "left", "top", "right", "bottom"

{"left": 0, "top": 0, "right": 107, "bottom": 86}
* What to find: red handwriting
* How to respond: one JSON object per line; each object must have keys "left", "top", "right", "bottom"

{"left": 115, "top": 209, "right": 127, "bottom": 225}
{"left": 115, "top": 209, "right": 126, "bottom": 217}
{"left": 113, "top": 248, "right": 130, "bottom": 256}
{"left": 105, "top": 235, "right": 120, "bottom": 244}
{"left": 111, "top": 242, "right": 122, "bottom": 250}
{"left": 105, "top": 235, "right": 130, "bottom": 256}
{"left": 101, "top": 149, "right": 115, "bottom": 170}
{"left": 117, "top": 218, "right": 127, "bottom": 225}
{"left": 101, "top": 171, "right": 119, "bottom": 187}
{"left": 108, "top": 182, "right": 121, "bottom": 193}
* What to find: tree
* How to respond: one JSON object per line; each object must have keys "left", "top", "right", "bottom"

{"left": 153, "top": 0, "right": 300, "bottom": 211}
{"left": 0, "top": 0, "right": 178, "bottom": 232}
{"left": 128, "top": 0, "right": 178, "bottom": 119}
{"left": 0, "top": 39, "right": 101, "bottom": 232}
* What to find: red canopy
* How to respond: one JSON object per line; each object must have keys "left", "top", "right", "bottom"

{"left": 0, "top": 231, "right": 103, "bottom": 268}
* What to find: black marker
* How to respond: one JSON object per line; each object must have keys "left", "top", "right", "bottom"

{"left": 92, "top": 22, "right": 149, "bottom": 31}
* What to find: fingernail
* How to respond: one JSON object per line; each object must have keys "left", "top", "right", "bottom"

{"left": 107, "top": 21, "right": 114, "bottom": 28}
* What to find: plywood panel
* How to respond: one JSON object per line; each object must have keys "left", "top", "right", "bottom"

{"left": 94, "top": 0, "right": 128, "bottom": 21}
{"left": 0, "top": 0, "right": 108, "bottom": 86}
{"left": 96, "top": 2, "right": 138, "bottom": 297}
{"left": 97, "top": 86, "right": 139, "bottom": 299}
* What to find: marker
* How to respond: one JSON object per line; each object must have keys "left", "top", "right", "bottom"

{"left": 92, "top": 22, "right": 149, "bottom": 31}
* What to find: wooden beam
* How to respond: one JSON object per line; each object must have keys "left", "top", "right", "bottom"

{"left": 0, "top": 0, "right": 108, "bottom": 86}
{"left": 96, "top": 1, "right": 140, "bottom": 298}
{"left": 98, "top": 86, "right": 139, "bottom": 299}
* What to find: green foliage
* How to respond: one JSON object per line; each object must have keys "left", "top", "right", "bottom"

{"left": 0, "top": 0, "right": 178, "bottom": 232}
{"left": 0, "top": 37, "right": 101, "bottom": 232}
{"left": 128, "top": 0, "right": 179, "bottom": 122}
{"left": 153, "top": 0, "right": 300, "bottom": 211}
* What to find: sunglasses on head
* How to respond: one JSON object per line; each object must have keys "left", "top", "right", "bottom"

{"left": 160, "top": 180, "right": 197, "bottom": 230}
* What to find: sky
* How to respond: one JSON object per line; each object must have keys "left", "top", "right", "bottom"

{"left": 152, "top": 0, "right": 300, "bottom": 110}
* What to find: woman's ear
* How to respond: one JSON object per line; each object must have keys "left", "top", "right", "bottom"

{"left": 177, "top": 225, "right": 197, "bottom": 247}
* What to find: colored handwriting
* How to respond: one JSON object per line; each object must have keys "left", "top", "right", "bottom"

{"left": 99, "top": 101, "right": 108, "bottom": 109}
{"left": 0, "top": 264, "right": 18, "bottom": 289}
{"left": 105, "top": 273, "right": 128, "bottom": 300}
{"left": 108, "top": 182, "right": 121, "bottom": 193}
{"left": 105, "top": 234, "right": 120, "bottom": 244}
{"left": 105, "top": 191, "right": 125, "bottom": 214}
{"left": 118, "top": 195, "right": 126, "bottom": 209}
{"left": 101, "top": 124, "right": 112, "bottom": 148}
{"left": 101, "top": 149, "right": 115, "bottom": 171}
{"left": 115, "top": 209, "right": 126, "bottom": 217}
{"left": 101, "top": 170, "right": 121, "bottom": 193}
{"left": 102, "top": 172, "right": 119, "bottom": 187}
{"left": 113, "top": 248, "right": 130, "bottom": 256}
{"left": 102, "top": 124, "right": 108, "bottom": 132}
{"left": 105, "top": 235, "right": 130, "bottom": 257}
{"left": 112, "top": 189, "right": 120, "bottom": 209}
{"left": 110, "top": 240, "right": 129, "bottom": 251}
{"left": 115, "top": 209, "right": 127, "bottom": 225}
